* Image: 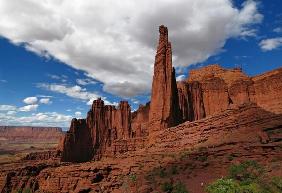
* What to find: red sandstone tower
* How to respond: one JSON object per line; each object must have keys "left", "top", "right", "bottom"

{"left": 148, "top": 25, "right": 181, "bottom": 134}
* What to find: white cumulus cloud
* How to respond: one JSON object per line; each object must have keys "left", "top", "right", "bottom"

{"left": 37, "top": 83, "right": 116, "bottom": 105}
{"left": 0, "top": 0, "right": 263, "bottom": 97}
{"left": 75, "top": 111, "right": 82, "bottom": 117}
{"left": 76, "top": 78, "right": 97, "bottom": 86}
{"left": 7, "top": 111, "right": 17, "bottom": 115}
{"left": 23, "top": 96, "right": 38, "bottom": 104}
{"left": 259, "top": 37, "right": 282, "bottom": 51}
{"left": 39, "top": 98, "right": 52, "bottom": 104}
{"left": 0, "top": 111, "right": 72, "bottom": 127}
{"left": 0, "top": 105, "right": 17, "bottom": 111}
{"left": 19, "top": 104, "right": 38, "bottom": 112}
{"left": 273, "top": 27, "right": 282, "bottom": 33}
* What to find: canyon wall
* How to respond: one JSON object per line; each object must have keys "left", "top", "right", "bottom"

{"left": 252, "top": 68, "right": 282, "bottom": 114}
{"left": 178, "top": 64, "right": 282, "bottom": 122}
{"left": 0, "top": 126, "right": 63, "bottom": 143}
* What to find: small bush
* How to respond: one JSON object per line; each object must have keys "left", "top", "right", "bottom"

{"left": 272, "top": 176, "right": 282, "bottom": 191}
{"left": 197, "top": 155, "right": 208, "bottom": 162}
{"left": 229, "top": 160, "right": 264, "bottom": 184}
{"left": 129, "top": 174, "right": 137, "bottom": 183}
{"left": 207, "top": 160, "right": 282, "bottom": 193}
{"left": 161, "top": 181, "right": 189, "bottom": 193}
{"left": 159, "top": 168, "right": 167, "bottom": 178}
{"left": 206, "top": 178, "right": 240, "bottom": 193}
{"left": 161, "top": 182, "right": 173, "bottom": 192}
{"left": 227, "top": 154, "right": 235, "bottom": 161}
{"left": 171, "top": 165, "right": 178, "bottom": 175}
{"left": 239, "top": 183, "right": 265, "bottom": 193}
{"left": 22, "top": 188, "right": 32, "bottom": 193}
{"left": 173, "top": 182, "right": 189, "bottom": 193}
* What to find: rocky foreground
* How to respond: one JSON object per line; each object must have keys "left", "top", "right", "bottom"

{"left": 0, "top": 104, "right": 281, "bottom": 193}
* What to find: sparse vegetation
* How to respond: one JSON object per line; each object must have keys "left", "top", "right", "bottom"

{"left": 228, "top": 160, "right": 264, "bottom": 184}
{"left": 22, "top": 188, "right": 32, "bottom": 193}
{"left": 206, "top": 160, "right": 282, "bottom": 193}
{"left": 197, "top": 154, "right": 208, "bottom": 162}
{"left": 161, "top": 182, "right": 174, "bottom": 192}
{"left": 161, "top": 181, "right": 189, "bottom": 193}
{"left": 129, "top": 174, "right": 137, "bottom": 183}
{"left": 272, "top": 176, "right": 282, "bottom": 191}
{"left": 227, "top": 154, "right": 235, "bottom": 161}
{"left": 159, "top": 167, "right": 167, "bottom": 178}
{"left": 170, "top": 165, "right": 178, "bottom": 175}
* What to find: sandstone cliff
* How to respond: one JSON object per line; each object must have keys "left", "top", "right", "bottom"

{"left": 131, "top": 102, "right": 150, "bottom": 138}
{"left": 61, "top": 99, "right": 134, "bottom": 162}
{"left": 148, "top": 25, "right": 181, "bottom": 133}
{"left": 0, "top": 126, "right": 63, "bottom": 143}
{"left": 178, "top": 64, "right": 282, "bottom": 121}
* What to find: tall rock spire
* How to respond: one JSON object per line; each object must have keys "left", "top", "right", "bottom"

{"left": 149, "top": 25, "right": 181, "bottom": 133}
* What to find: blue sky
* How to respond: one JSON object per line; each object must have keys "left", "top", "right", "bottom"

{"left": 0, "top": 0, "right": 281, "bottom": 128}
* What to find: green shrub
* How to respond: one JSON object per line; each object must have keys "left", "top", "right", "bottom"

{"left": 206, "top": 178, "right": 240, "bottom": 193}
{"left": 228, "top": 154, "right": 235, "bottom": 161}
{"left": 159, "top": 168, "right": 167, "bottom": 178}
{"left": 161, "top": 182, "right": 174, "bottom": 192}
{"left": 239, "top": 183, "right": 265, "bottom": 193}
{"left": 229, "top": 160, "right": 264, "bottom": 184}
{"left": 197, "top": 155, "right": 208, "bottom": 162}
{"left": 129, "top": 174, "right": 137, "bottom": 183}
{"left": 171, "top": 165, "right": 178, "bottom": 175}
{"left": 161, "top": 181, "right": 189, "bottom": 193}
{"left": 173, "top": 182, "right": 189, "bottom": 193}
{"left": 207, "top": 160, "right": 282, "bottom": 193}
{"left": 272, "top": 176, "right": 282, "bottom": 191}
{"left": 22, "top": 188, "right": 32, "bottom": 193}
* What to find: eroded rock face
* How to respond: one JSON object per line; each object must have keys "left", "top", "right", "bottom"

{"left": 61, "top": 118, "right": 92, "bottom": 162}
{"left": 180, "top": 64, "right": 282, "bottom": 120}
{"left": 0, "top": 126, "right": 63, "bottom": 143}
{"left": 149, "top": 25, "right": 181, "bottom": 133}
{"left": 177, "top": 81, "right": 205, "bottom": 121}
{"left": 131, "top": 103, "right": 150, "bottom": 138}
{"left": 61, "top": 99, "right": 133, "bottom": 162}
{"left": 252, "top": 68, "right": 282, "bottom": 114}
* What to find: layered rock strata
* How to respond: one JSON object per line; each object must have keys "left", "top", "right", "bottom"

{"left": 0, "top": 126, "right": 63, "bottom": 143}
{"left": 177, "top": 64, "right": 282, "bottom": 123}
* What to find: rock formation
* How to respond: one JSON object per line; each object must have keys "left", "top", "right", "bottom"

{"left": 252, "top": 67, "right": 282, "bottom": 113}
{"left": 60, "top": 26, "right": 282, "bottom": 163}
{"left": 61, "top": 119, "right": 92, "bottom": 162}
{"left": 61, "top": 99, "right": 134, "bottom": 162}
{"left": 131, "top": 102, "right": 150, "bottom": 138}
{"left": 148, "top": 25, "right": 181, "bottom": 133}
{"left": 182, "top": 64, "right": 282, "bottom": 119}
{"left": 0, "top": 126, "right": 63, "bottom": 143}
